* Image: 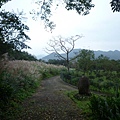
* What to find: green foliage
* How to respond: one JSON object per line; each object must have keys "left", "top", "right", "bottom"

{"left": 61, "top": 70, "right": 71, "bottom": 80}
{"left": 66, "top": 91, "right": 90, "bottom": 118}
{"left": 32, "top": 0, "right": 95, "bottom": 30}
{"left": 0, "top": 9, "right": 31, "bottom": 56}
{"left": 32, "top": 0, "right": 120, "bottom": 30}
{"left": 110, "top": 0, "right": 120, "bottom": 12}
{"left": 75, "top": 49, "right": 95, "bottom": 73}
{"left": 71, "top": 77, "right": 79, "bottom": 86}
{"left": 89, "top": 71, "right": 120, "bottom": 95}
{"left": 40, "top": 67, "right": 61, "bottom": 79}
{"left": 0, "top": 40, "right": 12, "bottom": 55}
{"left": 95, "top": 54, "right": 110, "bottom": 71}
{"left": 0, "top": 70, "right": 39, "bottom": 105}
{"left": 60, "top": 69, "right": 81, "bottom": 86}
{"left": 68, "top": 50, "right": 120, "bottom": 95}
{"left": 89, "top": 95, "right": 120, "bottom": 120}
{"left": 67, "top": 90, "right": 120, "bottom": 120}
{"left": 61, "top": 68, "right": 120, "bottom": 96}
{"left": 0, "top": 0, "right": 11, "bottom": 8}
{"left": 8, "top": 50, "right": 37, "bottom": 61}
{"left": 2, "top": 0, "right": 120, "bottom": 31}
{"left": 65, "top": 0, "right": 94, "bottom": 15}
{"left": 0, "top": 72, "right": 13, "bottom": 104}
{"left": 47, "top": 59, "right": 67, "bottom": 66}
{"left": 73, "top": 51, "right": 120, "bottom": 72}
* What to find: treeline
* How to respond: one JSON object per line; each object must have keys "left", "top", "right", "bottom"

{"left": 73, "top": 54, "right": 120, "bottom": 73}
{"left": 1, "top": 50, "right": 37, "bottom": 61}
{"left": 8, "top": 50, "right": 37, "bottom": 61}
{"left": 47, "top": 49, "right": 120, "bottom": 73}
{"left": 46, "top": 59, "right": 67, "bottom": 66}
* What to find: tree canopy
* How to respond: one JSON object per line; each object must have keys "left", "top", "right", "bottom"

{"left": 110, "top": 0, "right": 120, "bottom": 12}
{"left": 0, "top": 0, "right": 11, "bottom": 8}
{"left": 32, "top": 0, "right": 120, "bottom": 30}
{"left": 76, "top": 49, "right": 94, "bottom": 73}
{"left": 0, "top": 1, "right": 31, "bottom": 56}
{"left": 1, "top": 0, "right": 120, "bottom": 31}
{"left": 8, "top": 50, "right": 37, "bottom": 61}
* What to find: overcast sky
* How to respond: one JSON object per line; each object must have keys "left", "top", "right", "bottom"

{"left": 2, "top": 0, "right": 120, "bottom": 57}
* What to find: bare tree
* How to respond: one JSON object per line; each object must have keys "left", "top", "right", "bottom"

{"left": 45, "top": 35, "right": 82, "bottom": 71}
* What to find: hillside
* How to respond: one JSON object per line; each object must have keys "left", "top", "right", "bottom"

{"left": 41, "top": 49, "right": 120, "bottom": 61}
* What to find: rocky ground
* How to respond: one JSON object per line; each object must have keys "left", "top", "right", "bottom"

{"left": 17, "top": 76, "right": 84, "bottom": 120}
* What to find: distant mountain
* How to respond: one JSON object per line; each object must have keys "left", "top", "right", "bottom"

{"left": 36, "top": 54, "right": 46, "bottom": 59}
{"left": 41, "top": 49, "right": 120, "bottom": 61}
{"left": 94, "top": 50, "right": 120, "bottom": 60}
{"left": 41, "top": 52, "right": 57, "bottom": 61}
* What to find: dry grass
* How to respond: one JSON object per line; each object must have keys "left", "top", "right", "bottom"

{"left": 3, "top": 60, "right": 66, "bottom": 82}
{"left": 0, "top": 60, "right": 66, "bottom": 120}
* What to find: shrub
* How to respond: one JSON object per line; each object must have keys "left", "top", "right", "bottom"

{"left": 89, "top": 95, "right": 120, "bottom": 120}
{"left": 0, "top": 72, "right": 13, "bottom": 104}
{"left": 89, "top": 75, "right": 95, "bottom": 79}
{"left": 60, "top": 70, "right": 71, "bottom": 81}
{"left": 71, "top": 77, "right": 79, "bottom": 86}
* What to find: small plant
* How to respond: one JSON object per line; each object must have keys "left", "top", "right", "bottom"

{"left": 89, "top": 95, "right": 120, "bottom": 120}
{"left": 66, "top": 91, "right": 90, "bottom": 119}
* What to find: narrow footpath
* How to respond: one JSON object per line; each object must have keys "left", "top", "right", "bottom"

{"left": 18, "top": 76, "right": 84, "bottom": 120}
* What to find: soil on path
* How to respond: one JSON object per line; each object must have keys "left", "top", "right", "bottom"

{"left": 18, "top": 76, "right": 84, "bottom": 120}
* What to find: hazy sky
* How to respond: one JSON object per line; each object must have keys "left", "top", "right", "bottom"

{"left": 2, "top": 0, "right": 120, "bottom": 57}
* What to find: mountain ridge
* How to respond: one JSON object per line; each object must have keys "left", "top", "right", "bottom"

{"left": 41, "top": 49, "right": 120, "bottom": 61}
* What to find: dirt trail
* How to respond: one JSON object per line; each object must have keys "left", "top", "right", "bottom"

{"left": 18, "top": 76, "right": 84, "bottom": 120}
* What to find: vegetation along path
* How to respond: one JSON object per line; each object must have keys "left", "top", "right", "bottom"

{"left": 18, "top": 76, "right": 84, "bottom": 120}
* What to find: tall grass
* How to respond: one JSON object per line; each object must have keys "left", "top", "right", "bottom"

{"left": 0, "top": 60, "right": 66, "bottom": 120}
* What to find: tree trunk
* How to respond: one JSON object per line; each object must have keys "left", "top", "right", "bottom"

{"left": 67, "top": 52, "right": 69, "bottom": 72}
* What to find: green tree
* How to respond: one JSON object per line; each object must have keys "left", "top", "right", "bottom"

{"left": 76, "top": 49, "right": 95, "bottom": 74}
{"left": 8, "top": 50, "right": 37, "bottom": 61}
{"left": 48, "top": 59, "right": 67, "bottom": 66}
{"left": 32, "top": 0, "right": 120, "bottom": 30}
{"left": 110, "top": 0, "right": 120, "bottom": 12}
{"left": 31, "top": 0, "right": 94, "bottom": 30}
{"left": 0, "top": 0, "right": 11, "bottom": 8}
{"left": 0, "top": 0, "right": 31, "bottom": 57}
{"left": 1, "top": 0, "right": 120, "bottom": 30}
{"left": 0, "top": 10, "right": 31, "bottom": 56}
{"left": 96, "top": 54, "right": 110, "bottom": 71}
